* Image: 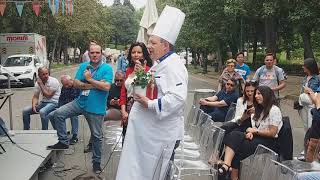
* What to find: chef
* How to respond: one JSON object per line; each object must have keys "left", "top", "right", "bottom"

{"left": 115, "top": 5, "right": 187, "bottom": 180}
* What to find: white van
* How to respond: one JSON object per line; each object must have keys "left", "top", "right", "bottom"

{"left": 0, "top": 54, "right": 43, "bottom": 87}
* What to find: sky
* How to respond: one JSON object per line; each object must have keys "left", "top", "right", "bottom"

{"left": 100, "top": 0, "right": 147, "bottom": 9}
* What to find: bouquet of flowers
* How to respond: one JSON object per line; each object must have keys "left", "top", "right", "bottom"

{"left": 132, "top": 69, "right": 152, "bottom": 89}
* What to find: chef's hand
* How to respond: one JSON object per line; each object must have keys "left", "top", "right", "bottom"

{"left": 134, "top": 94, "right": 149, "bottom": 108}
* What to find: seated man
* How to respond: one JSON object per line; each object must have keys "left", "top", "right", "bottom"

{"left": 104, "top": 71, "right": 125, "bottom": 121}
{"left": 199, "top": 78, "right": 238, "bottom": 122}
{"left": 22, "top": 67, "right": 61, "bottom": 130}
{"left": 49, "top": 75, "right": 80, "bottom": 145}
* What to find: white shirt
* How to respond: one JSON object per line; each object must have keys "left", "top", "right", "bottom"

{"left": 35, "top": 76, "right": 61, "bottom": 103}
{"left": 251, "top": 105, "right": 283, "bottom": 137}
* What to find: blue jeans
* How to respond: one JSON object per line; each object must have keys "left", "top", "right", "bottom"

{"left": 54, "top": 100, "right": 103, "bottom": 165}
{"left": 49, "top": 110, "right": 79, "bottom": 136}
{"left": 23, "top": 102, "right": 58, "bottom": 130}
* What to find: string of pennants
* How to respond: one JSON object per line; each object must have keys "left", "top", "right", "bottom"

{"left": 0, "top": 0, "right": 74, "bottom": 17}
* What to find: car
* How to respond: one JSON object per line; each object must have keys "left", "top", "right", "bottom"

{"left": 0, "top": 54, "right": 43, "bottom": 87}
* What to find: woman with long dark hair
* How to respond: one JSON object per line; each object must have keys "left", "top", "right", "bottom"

{"left": 218, "top": 86, "right": 283, "bottom": 180}
{"left": 220, "top": 80, "right": 258, "bottom": 134}
{"left": 119, "top": 42, "right": 153, "bottom": 142}
{"left": 299, "top": 58, "right": 320, "bottom": 131}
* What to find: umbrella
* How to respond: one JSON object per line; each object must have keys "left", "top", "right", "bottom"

{"left": 136, "top": 0, "right": 158, "bottom": 44}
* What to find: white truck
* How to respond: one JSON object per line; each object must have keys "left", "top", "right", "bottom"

{"left": 0, "top": 33, "right": 48, "bottom": 86}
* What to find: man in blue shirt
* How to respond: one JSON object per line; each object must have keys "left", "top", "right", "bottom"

{"left": 47, "top": 44, "right": 113, "bottom": 174}
{"left": 235, "top": 52, "right": 251, "bottom": 80}
{"left": 199, "top": 78, "right": 238, "bottom": 122}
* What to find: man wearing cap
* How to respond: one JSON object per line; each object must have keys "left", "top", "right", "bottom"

{"left": 116, "top": 5, "right": 187, "bottom": 180}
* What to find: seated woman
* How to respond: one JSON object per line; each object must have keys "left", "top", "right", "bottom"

{"left": 221, "top": 80, "right": 257, "bottom": 134}
{"left": 303, "top": 86, "right": 320, "bottom": 162}
{"left": 218, "top": 86, "right": 283, "bottom": 180}
{"left": 199, "top": 78, "right": 238, "bottom": 122}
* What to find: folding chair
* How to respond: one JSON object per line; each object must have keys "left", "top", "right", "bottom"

{"left": 173, "top": 123, "right": 225, "bottom": 180}
{"left": 261, "top": 159, "right": 298, "bottom": 180}
{"left": 224, "top": 102, "right": 237, "bottom": 122}
{"left": 240, "top": 144, "right": 278, "bottom": 180}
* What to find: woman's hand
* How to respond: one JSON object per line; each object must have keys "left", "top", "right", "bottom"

{"left": 246, "top": 127, "right": 258, "bottom": 134}
{"left": 304, "top": 86, "right": 313, "bottom": 95}
{"left": 121, "top": 110, "right": 129, "bottom": 123}
{"left": 134, "top": 61, "right": 143, "bottom": 72}
{"left": 240, "top": 107, "right": 254, "bottom": 120}
{"left": 245, "top": 132, "right": 253, "bottom": 140}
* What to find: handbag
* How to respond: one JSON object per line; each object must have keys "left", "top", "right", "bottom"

{"left": 293, "top": 100, "right": 303, "bottom": 110}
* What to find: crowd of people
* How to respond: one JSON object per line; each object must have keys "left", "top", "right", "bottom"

{"left": 2, "top": 4, "right": 318, "bottom": 180}
{"left": 198, "top": 50, "right": 320, "bottom": 179}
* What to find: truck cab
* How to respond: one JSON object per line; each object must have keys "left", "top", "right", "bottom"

{"left": 0, "top": 54, "right": 42, "bottom": 87}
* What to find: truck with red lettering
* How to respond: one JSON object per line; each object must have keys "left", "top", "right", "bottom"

{"left": 0, "top": 33, "right": 48, "bottom": 86}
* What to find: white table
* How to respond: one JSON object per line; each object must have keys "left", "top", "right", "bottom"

{"left": 0, "top": 130, "right": 58, "bottom": 180}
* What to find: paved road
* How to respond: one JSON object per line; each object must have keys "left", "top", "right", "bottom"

{"left": 0, "top": 64, "right": 304, "bottom": 179}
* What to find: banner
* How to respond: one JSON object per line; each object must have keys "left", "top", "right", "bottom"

{"left": 15, "top": 2, "right": 24, "bottom": 17}
{"left": 0, "top": 2, "right": 6, "bottom": 16}
{"left": 32, "top": 1, "right": 40, "bottom": 16}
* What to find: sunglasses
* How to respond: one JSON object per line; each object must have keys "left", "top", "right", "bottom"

{"left": 90, "top": 51, "right": 101, "bottom": 54}
{"left": 115, "top": 79, "right": 124, "bottom": 82}
{"left": 226, "top": 83, "right": 235, "bottom": 87}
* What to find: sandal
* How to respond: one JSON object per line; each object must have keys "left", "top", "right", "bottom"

{"left": 217, "top": 162, "right": 232, "bottom": 176}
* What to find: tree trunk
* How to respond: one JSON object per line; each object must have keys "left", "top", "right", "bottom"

{"left": 217, "top": 43, "right": 223, "bottom": 72}
{"left": 202, "top": 51, "right": 208, "bottom": 74}
{"left": 63, "top": 38, "right": 68, "bottom": 65}
{"left": 52, "top": 37, "right": 59, "bottom": 64}
{"left": 192, "top": 49, "right": 197, "bottom": 69}
{"left": 265, "top": 17, "right": 277, "bottom": 55}
{"left": 185, "top": 47, "right": 188, "bottom": 69}
{"left": 73, "top": 42, "right": 78, "bottom": 63}
{"left": 301, "top": 29, "right": 314, "bottom": 59}
{"left": 286, "top": 49, "right": 291, "bottom": 60}
{"left": 252, "top": 30, "right": 258, "bottom": 66}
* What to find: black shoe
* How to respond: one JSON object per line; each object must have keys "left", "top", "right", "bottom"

{"left": 83, "top": 143, "right": 92, "bottom": 153}
{"left": 69, "top": 136, "right": 78, "bottom": 145}
{"left": 93, "top": 163, "right": 102, "bottom": 174}
{"left": 47, "top": 142, "right": 69, "bottom": 150}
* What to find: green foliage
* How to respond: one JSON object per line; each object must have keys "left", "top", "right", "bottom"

{"left": 132, "top": 69, "right": 152, "bottom": 88}
{"left": 108, "top": 5, "right": 139, "bottom": 48}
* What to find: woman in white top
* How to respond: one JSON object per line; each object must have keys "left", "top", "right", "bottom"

{"left": 218, "top": 86, "right": 283, "bottom": 180}
{"left": 221, "top": 81, "right": 257, "bottom": 134}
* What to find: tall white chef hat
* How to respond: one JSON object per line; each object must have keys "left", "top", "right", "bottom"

{"left": 151, "top": 5, "right": 185, "bottom": 45}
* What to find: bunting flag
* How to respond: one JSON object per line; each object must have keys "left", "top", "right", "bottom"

{"left": 48, "top": 0, "right": 56, "bottom": 15}
{"left": 55, "top": 0, "right": 59, "bottom": 14}
{"left": 66, "top": 0, "right": 73, "bottom": 16}
{"left": 15, "top": 2, "right": 24, "bottom": 17}
{"left": 32, "top": 1, "right": 41, "bottom": 16}
{"left": 0, "top": 2, "right": 6, "bottom": 16}
{"left": 61, "top": 0, "right": 65, "bottom": 15}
